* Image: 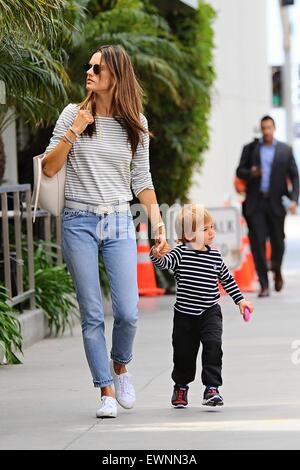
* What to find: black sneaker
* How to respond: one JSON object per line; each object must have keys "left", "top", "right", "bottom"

{"left": 171, "top": 385, "right": 189, "bottom": 408}
{"left": 202, "top": 387, "right": 223, "bottom": 407}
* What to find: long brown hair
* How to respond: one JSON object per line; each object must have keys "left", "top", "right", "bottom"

{"left": 79, "top": 44, "right": 151, "bottom": 156}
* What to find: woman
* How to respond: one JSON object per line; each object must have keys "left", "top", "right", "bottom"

{"left": 42, "top": 45, "right": 168, "bottom": 418}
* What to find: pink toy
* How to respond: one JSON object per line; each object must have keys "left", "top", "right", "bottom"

{"left": 243, "top": 306, "right": 251, "bottom": 322}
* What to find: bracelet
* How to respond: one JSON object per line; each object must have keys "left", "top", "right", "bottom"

{"left": 154, "top": 222, "right": 165, "bottom": 233}
{"left": 69, "top": 127, "right": 80, "bottom": 139}
{"left": 63, "top": 134, "right": 75, "bottom": 145}
{"left": 62, "top": 136, "right": 73, "bottom": 146}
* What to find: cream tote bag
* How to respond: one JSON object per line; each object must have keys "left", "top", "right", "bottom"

{"left": 31, "top": 154, "right": 66, "bottom": 222}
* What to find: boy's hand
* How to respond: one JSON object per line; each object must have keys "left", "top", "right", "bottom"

{"left": 238, "top": 300, "right": 254, "bottom": 317}
{"left": 151, "top": 243, "right": 170, "bottom": 258}
{"left": 154, "top": 227, "right": 169, "bottom": 257}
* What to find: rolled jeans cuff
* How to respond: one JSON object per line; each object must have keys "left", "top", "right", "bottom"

{"left": 110, "top": 353, "right": 133, "bottom": 365}
{"left": 93, "top": 380, "right": 113, "bottom": 388}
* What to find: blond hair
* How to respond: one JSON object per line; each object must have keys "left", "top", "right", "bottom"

{"left": 175, "top": 204, "right": 213, "bottom": 244}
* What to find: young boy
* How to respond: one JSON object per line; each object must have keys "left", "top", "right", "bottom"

{"left": 150, "top": 204, "right": 253, "bottom": 408}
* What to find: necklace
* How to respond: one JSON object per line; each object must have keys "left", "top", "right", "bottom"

{"left": 96, "top": 118, "right": 104, "bottom": 139}
{"left": 95, "top": 114, "right": 114, "bottom": 139}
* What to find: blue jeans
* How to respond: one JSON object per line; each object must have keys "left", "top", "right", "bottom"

{"left": 61, "top": 207, "right": 139, "bottom": 388}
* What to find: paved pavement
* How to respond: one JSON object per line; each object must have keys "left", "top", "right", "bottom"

{"left": 1, "top": 215, "right": 300, "bottom": 450}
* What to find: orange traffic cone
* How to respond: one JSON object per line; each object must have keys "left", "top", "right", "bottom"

{"left": 218, "top": 282, "right": 226, "bottom": 296}
{"left": 240, "top": 216, "right": 256, "bottom": 282}
{"left": 219, "top": 217, "right": 257, "bottom": 294}
{"left": 137, "top": 223, "right": 165, "bottom": 296}
{"left": 219, "top": 242, "right": 256, "bottom": 294}
{"left": 233, "top": 219, "right": 257, "bottom": 292}
{"left": 266, "top": 239, "right": 272, "bottom": 264}
{"left": 244, "top": 236, "right": 256, "bottom": 280}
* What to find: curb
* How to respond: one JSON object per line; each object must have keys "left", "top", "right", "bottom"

{"left": 19, "top": 309, "right": 50, "bottom": 349}
{"left": 19, "top": 294, "right": 112, "bottom": 350}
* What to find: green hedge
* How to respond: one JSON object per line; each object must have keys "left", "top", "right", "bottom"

{"left": 146, "top": 0, "right": 216, "bottom": 205}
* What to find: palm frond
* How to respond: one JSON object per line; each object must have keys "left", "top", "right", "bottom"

{"left": 0, "top": 38, "right": 70, "bottom": 129}
{"left": 0, "top": 0, "right": 66, "bottom": 42}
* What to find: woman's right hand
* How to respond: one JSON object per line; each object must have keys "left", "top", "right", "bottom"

{"left": 72, "top": 109, "right": 94, "bottom": 135}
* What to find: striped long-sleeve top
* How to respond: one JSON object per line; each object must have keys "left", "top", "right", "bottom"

{"left": 149, "top": 243, "right": 244, "bottom": 316}
{"left": 45, "top": 103, "right": 154, "bottom": 206}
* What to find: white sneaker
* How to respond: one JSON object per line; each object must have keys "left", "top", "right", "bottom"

{"left": 110, "top": 361, "right": 136, "bottom": 409}
{"left": 96, "top": 396, "right": 117, "bottom": 418}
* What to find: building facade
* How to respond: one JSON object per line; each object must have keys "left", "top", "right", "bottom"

{"left": 189, "top": 0, "right": 272, "bottom": 206}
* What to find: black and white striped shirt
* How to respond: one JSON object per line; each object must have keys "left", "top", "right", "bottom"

{"left": 150, "top": 243, "right": 244, "bottom": 316}
{"left": 45, "top": 103, "right": 154, "bottom": 206}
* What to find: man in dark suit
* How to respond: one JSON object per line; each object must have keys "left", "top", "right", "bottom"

{"left": 236, "top": 116, "right": 299, "bottom": 297}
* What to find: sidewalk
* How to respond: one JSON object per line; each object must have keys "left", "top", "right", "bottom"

{"left": 0, "top": 216, "right": 300, "bottom": 450}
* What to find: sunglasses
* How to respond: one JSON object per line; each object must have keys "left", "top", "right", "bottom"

{"left": 83, "top": 63, "right": 102, "bottom": 75}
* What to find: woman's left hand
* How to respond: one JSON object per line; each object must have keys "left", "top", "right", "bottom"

{"left": 154, "top": 230, "right": 170, "bottom": 258}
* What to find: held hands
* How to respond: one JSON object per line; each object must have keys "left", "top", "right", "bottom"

{"left": 238, "top": 300, "right": 254, "bottom": 318}
{"left": 152, "top": 242, "right": 170, "bottom": 258}
{"left": 72, "top": 109, "right": 94, "bottom": 135}
{"left": 153, "top": 226, "right": 170, "bottom": 258}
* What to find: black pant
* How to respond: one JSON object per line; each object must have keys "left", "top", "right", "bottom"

{"left": 172, "top": 304, "right": 223, "bottom": 387}
{"left": 245, "top": 197, "right": 285, "bottom": 289}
